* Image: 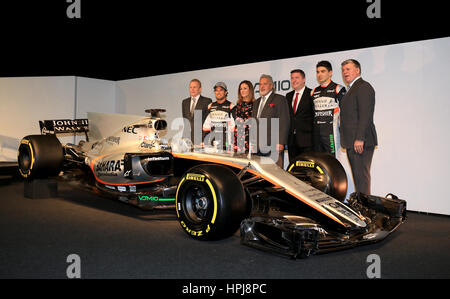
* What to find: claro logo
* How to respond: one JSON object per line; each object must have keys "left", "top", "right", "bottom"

{"left": 254, "top": 79, "right": 291, "bottom": 94}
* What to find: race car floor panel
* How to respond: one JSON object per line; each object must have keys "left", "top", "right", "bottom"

{"left": 1, "top": 180, "right": 449, "bottom": 279}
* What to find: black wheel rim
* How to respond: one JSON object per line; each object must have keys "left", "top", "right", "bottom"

{"left": 183, "top": 184, "right": 212, "bottom": 224}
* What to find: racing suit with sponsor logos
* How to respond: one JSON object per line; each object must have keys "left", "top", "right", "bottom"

{"left": 311, "top": 81, "right": 346, "bottom": 156}
{"left": 202, "top": 100, "right": 235, "bottom": 150}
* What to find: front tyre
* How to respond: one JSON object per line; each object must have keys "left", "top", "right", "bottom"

{"left": 287, "top": 152, "right": 348, "bottom": 202}
{"left": 176, "top": 164, "right": 247, "bottom": 240}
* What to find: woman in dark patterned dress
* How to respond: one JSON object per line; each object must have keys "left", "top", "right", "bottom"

{"left": 231, "top": 80, "right": 255, "bottom": 153}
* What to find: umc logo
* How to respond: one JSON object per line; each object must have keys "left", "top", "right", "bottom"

{"left": 254, "top": 79, "right": 291, "bottom": 94}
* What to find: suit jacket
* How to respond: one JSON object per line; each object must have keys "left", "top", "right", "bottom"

{"left": 181, "top": 95, "right": 212, "bottom": 142}
{"left": 339, "top": 78, "right": 378, "bottom": 149}
{"left": 253, "top": 92, "right": 290, "bottom": 147}
{"left": 286, "top": 87, "right": 314, "bottom": 147}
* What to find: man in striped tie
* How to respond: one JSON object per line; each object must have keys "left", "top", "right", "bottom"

{"left": 181, "top": 79, "right": 212, "bottom": 144}
{"left": 285, "top": 69, "right": 315, "bottom": 164}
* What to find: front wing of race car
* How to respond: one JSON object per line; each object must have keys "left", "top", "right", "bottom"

{"left": 172, "top": 151, "right": 406, "bottom": 258}
{"left": 240, "top": 192, "right": 407, "bottom": 259}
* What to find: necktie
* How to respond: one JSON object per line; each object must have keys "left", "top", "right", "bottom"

{"left": 258, "top": 96, "right": 266, "bottom": 118}
{"left": 293, "top": 92, "right": 299, "bottom": 115}
{"left": 190, "top": 98, "right": 196, "bottom": 114}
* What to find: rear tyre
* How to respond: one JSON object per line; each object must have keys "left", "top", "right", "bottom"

{"left": 17, "top": 135, "right": 64, "bottom": 179}
{"left": 176, "top": 164, "right": 247, "bottom": 240}
{"left": 287, "top": 152, "right": 347, "bottom": 202}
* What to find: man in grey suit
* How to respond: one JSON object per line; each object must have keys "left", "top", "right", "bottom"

{"left": 253, "top": 74, "right": 290, "bottom": 168}
{"left": 340, "top": 59, "right": 378, "bottom": 195}
{"left": 181, "top": 79, "right": 212, "bottom": 145}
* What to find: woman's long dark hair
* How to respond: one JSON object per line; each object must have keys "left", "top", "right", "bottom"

{"left": 237, "top": 80, "right": 256, "bottom": 104}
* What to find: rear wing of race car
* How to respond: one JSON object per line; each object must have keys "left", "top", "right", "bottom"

{"left": 39, "top": 119, "right": 90, "bottom": 141}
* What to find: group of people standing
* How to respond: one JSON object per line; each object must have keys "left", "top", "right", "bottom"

{"left": 181, "top": 59, "right": 378, "bottom": 195}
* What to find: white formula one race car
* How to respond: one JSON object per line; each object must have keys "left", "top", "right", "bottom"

{"left": 17, "top": 109, "right": 406, "bottom": 258}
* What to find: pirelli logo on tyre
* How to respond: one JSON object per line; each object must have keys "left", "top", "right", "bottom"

{"left": 296, "top": 161, "right": 315, "bottom": 168}
{"left": 289, "top": 160, "right": 324, "bottom": 174}
{"left": 186, "top": 173, "right": 205, "bottom": 182}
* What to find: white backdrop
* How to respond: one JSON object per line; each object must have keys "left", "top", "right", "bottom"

{"left": 0, "top": 76, "right": 116, "bottom": 159}
{"left": 0, "top": 77, "right": 76, "bottom": 160}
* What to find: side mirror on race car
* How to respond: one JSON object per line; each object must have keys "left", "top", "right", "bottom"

{"left": 134, "top": 119, "right": 168, "bottom": 131}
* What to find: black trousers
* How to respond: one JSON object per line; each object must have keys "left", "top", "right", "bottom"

{"left": 288, "top": 132, "right": 313, "bottom": 164}
{"left": 314, "top": 132, "right": 336, "bottom": 157}
{"left": 346, "top": 147, "right": 374, "bottom": 195}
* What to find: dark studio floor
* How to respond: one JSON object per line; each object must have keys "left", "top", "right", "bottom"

{"left": 0, "top": 179, "right": 449, "bottom": 280}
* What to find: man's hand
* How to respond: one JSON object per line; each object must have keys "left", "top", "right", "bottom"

{"left": 354, "top": 140, "right": 364, "bottom": 154}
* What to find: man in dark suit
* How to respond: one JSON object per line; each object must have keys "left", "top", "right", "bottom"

{"left": 181, "top": 79, "right": 212, "bottom": 145}
{"left": 340, "top": 59, "right": 378, "bottom": 195}
{"left": 285, "top": 69, "right": 314, "bottom": 163}
{"left": 253, "top": 74, "right": 290, "bottom": 168}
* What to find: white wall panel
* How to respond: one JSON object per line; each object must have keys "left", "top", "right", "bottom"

{"left": 0, "top": 76, "right": 75, "bottom": 161}
{"left": 75, "top": 76, "right": 116, "bottom": 118}
{"left": 0, "top": 76, "right": 117, "bottom": 160}
{"left": 74, "top": 77, "right": 116, "bottom": 144}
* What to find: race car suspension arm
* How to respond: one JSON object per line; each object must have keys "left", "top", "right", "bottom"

{"left": 238, "top": 163, "right": 277, "bottom": 188}
{"left": 63, "top": 146, "right": 86, "bottom": 164}
{"left": 237, "top": 163, "right": 251, "bottom": 179}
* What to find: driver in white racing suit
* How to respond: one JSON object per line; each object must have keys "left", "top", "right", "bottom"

{"left": 202, "top": 82, "right": 235, "bottom": 151}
